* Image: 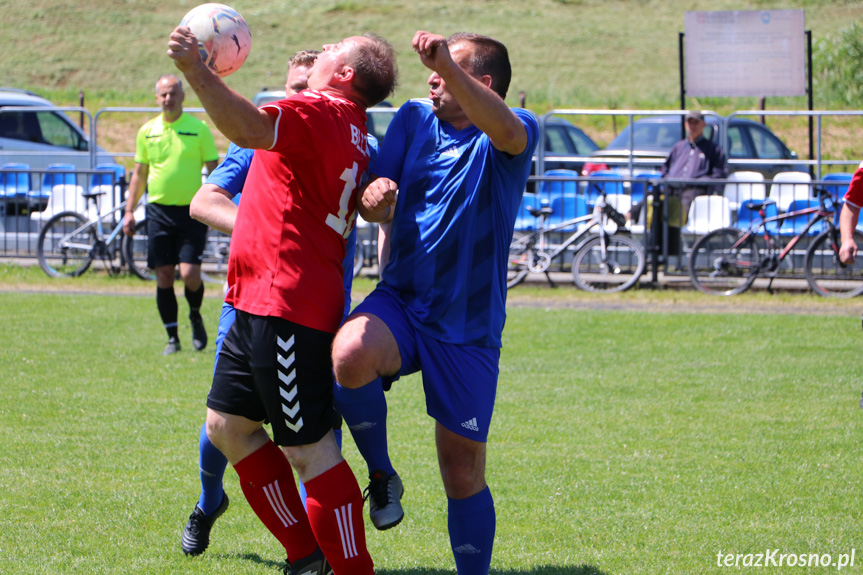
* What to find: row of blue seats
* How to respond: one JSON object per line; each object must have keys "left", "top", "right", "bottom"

{"left": 516, "top": 169, "right": 855, "bottom": 236}
{"left": 0, "top": 162, "right": 126, "bottom": 203}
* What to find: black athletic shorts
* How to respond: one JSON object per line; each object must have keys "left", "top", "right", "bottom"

{"left": 146, "top": 203, "right": 208, "bottom": 268}
{"left": 207, "top": 310, "right": 339, "bottom": 447}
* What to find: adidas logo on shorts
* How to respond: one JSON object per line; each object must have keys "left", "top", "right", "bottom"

{"left": 460, "top": 417, "right": 479, "bottom": 432}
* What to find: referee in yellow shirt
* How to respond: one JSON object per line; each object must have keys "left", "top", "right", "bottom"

{"left": 124, "top": 74, "right": 219, "bottom": 355}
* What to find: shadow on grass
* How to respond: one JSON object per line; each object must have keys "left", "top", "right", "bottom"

{"left": 228, "top": 553, "right": 609, "bottom": 575}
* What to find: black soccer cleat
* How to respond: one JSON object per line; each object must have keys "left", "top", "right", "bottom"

{"left": 190, "top": 315, "right": 208, "bottom": 351}
{"left": 364, "top": 469, "right": 404, "bottom": 530}
{"left": 181, "top": 493, "right": 229, "bottom": 556}
{"left": 283, "top": 547, "right": 333, "bottom": 575}
{"left": 163, "top": 337, "right": 181, "bottom": 356}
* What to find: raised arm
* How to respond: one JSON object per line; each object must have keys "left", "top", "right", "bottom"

{"left": 167, "top": 26, "right": 275, "bottom": 150}
{"left": 412, "top": 31, "right": 527, "bottom": 156}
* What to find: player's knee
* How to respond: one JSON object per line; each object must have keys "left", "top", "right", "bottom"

{"left": 332, "top": 323, "right": 369, "bottom": 388}
{"left": 440, "top": 461, "right": 486, "bottom": 499}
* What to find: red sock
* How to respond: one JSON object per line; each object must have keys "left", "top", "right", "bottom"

{"left": 304, "top": 460, "right": 375, "bottom": 575}
{"left": 234, "top": 441, "right": 318, "bottom": 563}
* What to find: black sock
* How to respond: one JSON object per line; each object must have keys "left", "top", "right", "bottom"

{"left": 186, "top": 284, "right": 205, "bottom": 320}
{"left": 156, "top": 287, "right": 179, "bottom": 340}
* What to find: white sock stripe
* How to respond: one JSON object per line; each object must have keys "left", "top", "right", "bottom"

{"left": 334, "top": 503, "right": 358, "bottom": 559}
{"left": 335, "top": 506, "right": 349, "bottom": 558}
{"left": 263, "top": 480, "right": 297, "bottom": 527}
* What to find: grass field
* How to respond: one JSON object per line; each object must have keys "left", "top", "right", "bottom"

{"left": 1, "top": 279, "right": 862, "bottom": 574}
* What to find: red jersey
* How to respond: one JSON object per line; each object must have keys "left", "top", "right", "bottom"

{"left": 843, "top": 162, "right": 863, "bottom": 208}
{"left": 226, "top": 90, "right": 370, "bottom": 333}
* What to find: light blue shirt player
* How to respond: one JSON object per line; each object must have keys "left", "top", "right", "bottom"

{"left": 372, "top": 99, "right": 538, "bottom": 347}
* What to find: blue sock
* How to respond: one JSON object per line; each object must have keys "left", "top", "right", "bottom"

{"left": 448, "top": 487, "right": 496, "bottom": 575}
{"left": 298, "top": 428, "right": 343, "bottom": 508}
{"left": 333, "top": 380, "right": 394, "bottom": 476}
{"left": 196, "top": 423, "right": 228, "bottom": 515}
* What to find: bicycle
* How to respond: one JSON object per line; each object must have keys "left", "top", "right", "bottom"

{"left": 507, "top": 193, "right": 646, "bottom": 292}
{"left": 688, "top": 186, "right": 863, "bottom": 297}
{"left": 37, "top": 187, "right": 151, "bottom": 279}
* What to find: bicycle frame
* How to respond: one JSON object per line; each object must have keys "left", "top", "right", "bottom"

{"left": 57, "top": 200, "right": 129, "bottom": 253}
{"left": 736, "top": 195, "right": 835, "bottom": 270}
{"left": 519, "top": 195, "right": 621, "bottom": 266}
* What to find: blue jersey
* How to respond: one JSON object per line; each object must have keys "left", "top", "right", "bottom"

{"left": 372, "top": 100, "right": 538, "bottom": 347}
{"left": 206, "top": 138, "right": 379, "bottom": 321}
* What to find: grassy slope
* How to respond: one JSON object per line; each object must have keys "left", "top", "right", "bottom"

{"left": 3, "top": 0, "right": 862, "bottom": 162}
{"left": 1, "top": 0, "right": 861, "bottom": 109}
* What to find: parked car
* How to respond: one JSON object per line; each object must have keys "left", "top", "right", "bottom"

{"left": 588, "top": 114, "right": 805, "bottom": 179}
{"left": 252, "top": 88, "right": 397, "bottom": 143}
{"left": 0, "top": 88, "right": 112, "bottom": 170}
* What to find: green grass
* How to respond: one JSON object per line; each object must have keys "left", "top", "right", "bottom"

{"left": 1, "top": 287, "right": 861, "bottom": 574}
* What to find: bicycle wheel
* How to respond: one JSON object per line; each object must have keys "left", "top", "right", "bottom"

{"left": 804, "top": 229, "right": 863, "bottom": 297}
{"left": 37, "top": 211, "right": 95, "bottom": 278}
{"left": 571, "top": 234, "right": 645, "bottom": 293}
{"left": 688, "top": 227, "right": 760, "bottom": 296}
{"left": 122, "top": 218, "right": 154, "bottom": 281}
{"left": 507, "top": 233, "right": 534, "bottom": 289}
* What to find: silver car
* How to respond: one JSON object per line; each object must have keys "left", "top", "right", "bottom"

{"left": 0, "top": 88, "right": 112, "bottom": 171}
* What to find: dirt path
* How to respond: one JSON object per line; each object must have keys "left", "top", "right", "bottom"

{"left": 3, "top": 277, "right": 859, "bottom": 317}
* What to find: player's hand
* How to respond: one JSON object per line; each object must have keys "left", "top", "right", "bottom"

{"left": 361, "top": 177, "right": 398, "bottom": 222}
{"left": 167, "top": 26, "right": 205, "bottom": 74}
{"left": 412, "top": 31, "right": 453, "bottom": 72}
{"left": 840, "top": 239, "right": 857, "bottom": 265}
{"left": 122, "top": 211, "right": 136, "bottom": 237}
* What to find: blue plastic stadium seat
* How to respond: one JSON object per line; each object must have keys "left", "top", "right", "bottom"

{"left": 778, "top": 199, "right": 822, "bottom": 236}
{"left": 90, "top": 163, "right": 126, "bottom": 190}
{"left": 735, "top": 199, "right": 780, "bottom": 234}
{"left": 585, "top": 170, "right": 624, "bottom": 206}
{"left": 630, "top": 171, "right": 661, "bottom": 205}
{"left": 1, "top": 163, "right": 31, "bottom": 200}
{"left": 513, "top": 193, "right": 540, "bottom": 232}
{"left": 37, "top": 163, "right": 77, "bottom": 201}
{"left": 823, "top": 172, "right": 853, "bottom": 205}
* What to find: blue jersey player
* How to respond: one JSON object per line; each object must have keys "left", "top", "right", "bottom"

{"left": 331, "top": 31, "right": 539, "bottom": 575}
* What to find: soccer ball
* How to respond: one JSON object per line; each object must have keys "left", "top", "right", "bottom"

{"left": 180, "top": 3, "right": 251, "bottom": 77}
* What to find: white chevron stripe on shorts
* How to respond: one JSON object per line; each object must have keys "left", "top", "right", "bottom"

{"left": 334, "top": 503, "right": 358, "bottom": 559}
{"left": 276, "top": 334, "right": 303, "bottom": 432}
{"left": 263, "top": 480, "right": 298, "bottom": 527}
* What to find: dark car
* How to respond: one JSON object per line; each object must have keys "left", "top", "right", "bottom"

{"left": 589, "top": 114, "right": 805, "bottom": 178}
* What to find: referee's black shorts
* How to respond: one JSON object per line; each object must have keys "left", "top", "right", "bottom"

{"left": 207, "top": 310, "right": 340, "bottom": 447}
{"left": 146, "top": 203, "right": 208, "bottom": 268}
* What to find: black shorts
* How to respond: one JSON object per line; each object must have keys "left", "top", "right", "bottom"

{"left": 146, "top": 203, "right": 208, "bottom": 268}
{"left": 207, "top": 310, "right": 339, "bottom": 447}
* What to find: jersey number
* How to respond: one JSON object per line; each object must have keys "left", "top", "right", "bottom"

{"left": 326, "top": 162, "right": 359, "bottom": 239}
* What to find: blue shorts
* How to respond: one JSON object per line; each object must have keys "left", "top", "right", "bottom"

{"left": 352, "top": 286, "right": 499, "bottom": 442}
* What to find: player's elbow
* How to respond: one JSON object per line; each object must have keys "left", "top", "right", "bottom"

{"left": 189, "top": 189, "right": 211, "bottom": 224}
{"left": 493, "top": 124, "right": 528, "bottom": 156}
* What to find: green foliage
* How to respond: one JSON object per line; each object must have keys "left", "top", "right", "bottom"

{"left": 0, "top": 287, "right": 860, "bottom": 574}
{"left": 814, "top": 21, "right": 863, "bottom": 108}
